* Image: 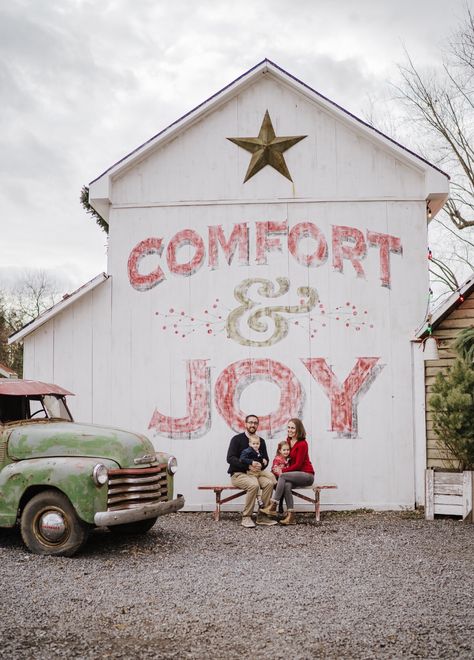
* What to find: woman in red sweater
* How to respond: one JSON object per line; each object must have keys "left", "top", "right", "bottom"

{"left": 261, "top": 418, "right": 314, "bottom": 525}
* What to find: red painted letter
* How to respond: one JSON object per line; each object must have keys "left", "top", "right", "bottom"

{"left": 255, "top": 221, "right": 288, "bottom": 265}
{"left": 167, "top": 229, "right": 205, "bottom": 276}
{"left": 208, "top": 223, "right": 249, "bottom": 269}
{"left": 148, "top": 360, "right": 211, "bottom": 438}
{"left": 288, "top": 222, "right": 328, "bottom": 267}
{"left": 332, "top": 226, "right": 367, "bottom": 277}
{"left": 302, "top": 357, "right": 383, "bottom": 437}
{"left": 367, "top": 231, "right": 402, "bottom": 288}
{"left": 215, "top": 359, "right": 302, "bottom": 437}
{"left": 128, "top": 237, "right": 165, "bottom": 291}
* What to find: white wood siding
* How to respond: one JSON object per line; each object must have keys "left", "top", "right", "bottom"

{"left": 23, "top": 279, "right": 112, "bottom": 424}
{"left": 23, "top": 70, "right": 447, "bottom": 511}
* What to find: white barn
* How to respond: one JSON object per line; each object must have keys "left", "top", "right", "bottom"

{"left": 12, "top": 60, "right": 449, "bottom": 511}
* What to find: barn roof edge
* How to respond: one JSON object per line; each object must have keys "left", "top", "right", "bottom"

{"left": 8, "top": 273, "right": 110, "bottom": 345}
{"left": 416, "top": 271, "right": 474, "bottom": 337}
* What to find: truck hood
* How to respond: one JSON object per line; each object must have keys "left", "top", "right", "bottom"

{"left": 7, "top": 421, "right": 156, "bottom": 468}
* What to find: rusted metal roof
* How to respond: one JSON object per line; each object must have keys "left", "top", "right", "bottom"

{"left": 0, "top": 380, "right": 74, "bottom": 396}
{"left": 0, "top": 362, "right": 18, "bottom": 378}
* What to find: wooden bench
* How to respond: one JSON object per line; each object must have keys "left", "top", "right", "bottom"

{"left": 198, "top": 484, "right": 337, "bottom": 522}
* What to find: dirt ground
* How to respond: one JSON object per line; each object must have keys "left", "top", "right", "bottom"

{"left": 1, "top": 509, "right": 473, "bottom": 659}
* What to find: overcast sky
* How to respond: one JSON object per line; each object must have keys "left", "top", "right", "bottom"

{"left": 1, "top": 0, "right": 470, "bottom": 293}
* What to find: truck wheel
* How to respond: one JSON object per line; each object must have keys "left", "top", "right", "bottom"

{"left": 109, "top": 517, "right": 158, "bottom": 535}
{"left": 21, "top": 491, "right": 89, "bottom": 556}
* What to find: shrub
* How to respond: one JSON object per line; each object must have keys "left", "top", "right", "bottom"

{"left": 429, "top": 326, "right": 474, "bottom": 470}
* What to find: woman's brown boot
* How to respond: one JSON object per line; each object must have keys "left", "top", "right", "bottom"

{"left": 260, "top": 500, "right": 278, "bottom": 517}
{"left": 279, "top": 510, "right": 296, "bottom": 525}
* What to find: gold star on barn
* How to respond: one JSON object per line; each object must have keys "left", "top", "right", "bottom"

{"left": 227, "top": 110, "right": 306, "bottom": 183}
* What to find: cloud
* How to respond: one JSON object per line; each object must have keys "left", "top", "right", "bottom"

{"left": 0, "top": 0, "right": 468, "bottom": 288}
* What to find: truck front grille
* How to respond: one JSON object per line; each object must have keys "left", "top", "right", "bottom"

{"left": 107, "top": 464, "right": 168, "bottom": 511}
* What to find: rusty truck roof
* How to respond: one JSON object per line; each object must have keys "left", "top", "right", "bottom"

{"left": 0, "top": 380, "right": 74, "bottom": 396}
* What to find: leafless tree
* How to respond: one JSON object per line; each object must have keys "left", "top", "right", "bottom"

{"left": 398, "top": 9, "right": 474, "bottom": 232}
{"left": 9, "top": 270, "right": 59, "bottom": 322}
{"left": 428, "top": 216, "right": 474, "bottom": 296}
{"left": 0, "top": 270, "right": 62, "bottom": 376}
{"left": 362, "top": 6, "right": 474, "bottom": 300}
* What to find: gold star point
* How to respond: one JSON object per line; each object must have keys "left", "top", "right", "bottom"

{"left": 227, "top": 110, "right": 306, "bottom": 183}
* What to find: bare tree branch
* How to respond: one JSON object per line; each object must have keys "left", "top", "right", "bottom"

{"left": 0, "top": 271, "right": 63, "bottom": 376}
{"left": 395, "top": 16, "right": 474, "bottom": 232}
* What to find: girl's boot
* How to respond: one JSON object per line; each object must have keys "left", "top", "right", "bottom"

{"left": 260, "top": 499, "right": 278, "bottom": 517}
{"left": 279, "top": 509, "right": 296, "bottom": 525}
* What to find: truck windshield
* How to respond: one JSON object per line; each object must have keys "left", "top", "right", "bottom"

{"left": 29, "top": 395, "right": 73, "bottom": 422}
{"left": 43, "top": 395, "right": 72, "bottom": 421}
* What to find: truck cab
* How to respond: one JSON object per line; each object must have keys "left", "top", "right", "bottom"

{"left": 0, "top": 379, "right": 184, "bottom": 556}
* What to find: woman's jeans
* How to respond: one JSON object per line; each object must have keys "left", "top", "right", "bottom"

{"left": 273, "top": 472, "right": 314, "bottom": 509}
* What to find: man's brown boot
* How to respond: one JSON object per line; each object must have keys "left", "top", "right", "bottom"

{"left": 260, "top": 500, "right": 278, "bottom": 517}
{"left": 279, "top": 510, "right": 296, "bottom": 525}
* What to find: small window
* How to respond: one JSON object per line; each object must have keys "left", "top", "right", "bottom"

{"left": 0, "top": 396, "right": 28, "bottom": 423}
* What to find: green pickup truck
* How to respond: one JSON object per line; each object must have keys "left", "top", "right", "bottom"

{"left": 0, "top": 379, "right": 184, "bottom": 556}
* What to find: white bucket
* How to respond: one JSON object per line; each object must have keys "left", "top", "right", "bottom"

{"left": 423, "top": 336, "right": 439, "bottom": 360}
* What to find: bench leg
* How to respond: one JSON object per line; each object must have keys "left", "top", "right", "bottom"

{"left": 214, "top": 490, "right": 221, "bottom": 522}
{"left": 314, "top": 488, "right": 321, "bottom": 522}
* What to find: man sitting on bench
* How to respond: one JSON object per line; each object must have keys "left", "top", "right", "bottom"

{"left": 226, "top": 414, "right": 277, "bottom": 528}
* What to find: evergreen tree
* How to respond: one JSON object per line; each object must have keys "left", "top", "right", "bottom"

{"left": 430, "top": 326, "right": 474, "bottom": 470}
{"left": 80, "top": 185, "right": 109, "bottom": 235}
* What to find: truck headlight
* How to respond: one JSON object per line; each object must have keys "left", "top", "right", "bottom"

{"left": 93, "top": 463, "right": 109, "bottom": 486}
{"left": 167, "top": 456, "right": 178, "bottom": 475}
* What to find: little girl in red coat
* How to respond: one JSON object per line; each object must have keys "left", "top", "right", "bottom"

{"left": 271, "top": 440, "right": 290, "bottom": 478}
{"left": 271, "top": 441, "right": 291, "bottom": 513}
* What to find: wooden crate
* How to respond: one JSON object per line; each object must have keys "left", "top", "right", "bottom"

{"left": 425, "top": 469, "right": 473, "bottom": 520}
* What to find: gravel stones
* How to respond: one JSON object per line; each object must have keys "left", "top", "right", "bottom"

{"left": 0, "top": 510, "right": 473, "bottom": 659}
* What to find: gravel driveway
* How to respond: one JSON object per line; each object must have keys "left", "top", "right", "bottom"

{"left": 1, "top": 510, "right": 473, "bottom": 659}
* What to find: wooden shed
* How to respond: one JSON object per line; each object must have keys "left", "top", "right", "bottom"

{"left": 9, "top": 60, "right": 449, "bottom": 511}
{"left": 422, "top": 273, "right": 474, "bottom": 468}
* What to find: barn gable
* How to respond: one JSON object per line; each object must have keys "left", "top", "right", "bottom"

{"left": 89, "top": 59, "right": 448, "bottom": 220}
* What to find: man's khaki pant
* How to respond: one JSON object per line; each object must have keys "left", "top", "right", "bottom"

{"left": 231, "top": 471, "right": 277, "bottom": 517}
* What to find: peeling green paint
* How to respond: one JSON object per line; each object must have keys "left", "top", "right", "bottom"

{"left": 7, "top": 422, "right": 154, "bottom": 466}
{"left": 0, "top": 457, "right": 115, "bottom": 525}
{"left": 0, "top": 417, "right": 176, "bottom": 528}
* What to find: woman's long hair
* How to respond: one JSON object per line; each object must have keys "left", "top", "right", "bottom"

{"left": 288, "top": 418, "right": 306, "bottom": 441}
